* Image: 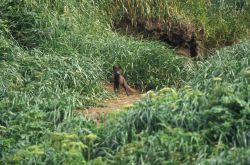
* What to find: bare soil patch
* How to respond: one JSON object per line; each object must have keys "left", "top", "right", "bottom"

{"left": 77, "top": 84, "right": 141, "bottom": 123}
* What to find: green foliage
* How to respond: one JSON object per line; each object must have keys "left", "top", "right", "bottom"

{"left": 0, "top": 0, "right": 52, "bottom": 48}
{"left": 198, "top": 148, "right": 250, "bottom": 165}
{"left": 188, "top": 39, "right": 250, "bottom": 86}
{"left": 4, "top": 145, "right": 45, "bottom": 164}
{"left": 112, "top": 128, "right": 208, "bottom": 165}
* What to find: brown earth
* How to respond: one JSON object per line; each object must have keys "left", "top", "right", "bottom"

{"left": 77, "top": 84, "right": 141, "bottom": 123}
{"left": 114, "top": 16, "right": 207, "bottom": 56}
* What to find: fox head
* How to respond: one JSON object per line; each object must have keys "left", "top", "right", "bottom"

{"left": 113, "top": 65, "right": 122, "bottom": 75}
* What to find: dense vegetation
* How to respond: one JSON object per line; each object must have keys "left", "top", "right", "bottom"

{"left": 0, "top": 0, "right": 249, "bottom": 164}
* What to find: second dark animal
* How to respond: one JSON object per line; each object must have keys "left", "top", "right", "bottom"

{"left": 113, "top": 65, "right": 136, "bottom": 96}
{"left": 189, "top": 33, "right": 198, "bottom": 58}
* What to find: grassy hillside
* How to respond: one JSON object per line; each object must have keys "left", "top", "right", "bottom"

{"left": 0, "top": 0, "right": 249, "bottom": 164}
{"left": 98, "top": 0, "right": 250, "bottom": 47}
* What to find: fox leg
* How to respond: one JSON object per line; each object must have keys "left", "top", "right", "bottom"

{"left": 114, "top": 82, "right": 120, "bottom": 93}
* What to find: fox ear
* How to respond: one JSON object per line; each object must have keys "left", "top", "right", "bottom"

{"left": 118, "top": 65, "right": 122, "bottom": 69}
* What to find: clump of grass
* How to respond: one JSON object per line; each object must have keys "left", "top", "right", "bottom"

{"left": 187, "top": 39, "right": 250, "bottom": 88}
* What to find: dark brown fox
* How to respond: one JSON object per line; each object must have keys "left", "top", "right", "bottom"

{"left": 113, "top": 65, "right": 136, "bottom": 96}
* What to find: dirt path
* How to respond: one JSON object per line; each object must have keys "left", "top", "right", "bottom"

{"left": 77, "top": 84, "right": 141, "bottom": 122}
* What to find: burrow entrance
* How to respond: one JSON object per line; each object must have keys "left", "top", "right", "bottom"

{"left": 113, "top": 16, "right": 207, "bottom": 57}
